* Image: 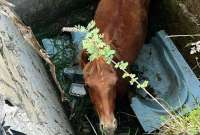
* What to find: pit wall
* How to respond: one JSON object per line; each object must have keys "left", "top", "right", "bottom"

{"left": 10, "top": 0, "right": 200, "bottom": 76}
{"left": 150, "top": 0, "right": 200, "bottom": 77}
{"left": 9, "top": 0, "right": 98, "bottom": 36}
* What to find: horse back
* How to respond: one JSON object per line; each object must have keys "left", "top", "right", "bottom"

{"left": 95, "top": 0, "right": 150, "bottom": 63}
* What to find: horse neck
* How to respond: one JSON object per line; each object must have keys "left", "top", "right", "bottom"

{"left": 100, "top": 0, "right": 150, "bottom": 9}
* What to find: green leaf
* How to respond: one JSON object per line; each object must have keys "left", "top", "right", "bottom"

{"left": 129, "top": 73, "right": 136, "bottom": 79}
{"left": 122, "top": 73, "right": 129, "bottom": 78}
{"left": 140, "top": 80, "right": 149, "bottom": 89}
{"left": 77, "top": 20, "right": 149, "bottom": 94}
{"left": 160, "top": 116, "right": 167, "bottom": 122}
{"left": 86, "top": 20, "right": 96, "bottom": 31}
{"left": 114, "top": 62, "right": 120, "bottom": 69}
{"left": 106, "top": 58, "right": 112, "bottom": 64}
{"left": 129, "top": 80, "right": 134, "bottom": 85}
{"left": 119, "top": 61, "right": 128, "bottom": 70}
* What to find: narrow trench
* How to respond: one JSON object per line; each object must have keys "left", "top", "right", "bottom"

{"left": 24, "top": 0, "right": 199, "bottom": 135}
{"left": 29, "top": 1, "right": 163, "bottom": 135}
{"left": 30, "top": 3, "right": 147, "bottom": 135}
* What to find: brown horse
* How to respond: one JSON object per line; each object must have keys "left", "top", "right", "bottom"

{"left": 81, "top": 0, "right": 150, "bottom": 134}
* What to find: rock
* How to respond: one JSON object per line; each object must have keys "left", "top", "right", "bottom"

{"left": 150, "top": 0, "right": 200, "bottom": 77}
{"left": 9, "top": 0, "right": 92, "bottom": 27}
{"left": 9, "top": 0, "right": 98, "bottom": 35}
{"left": 64, "top": 66, "right": 83, "bottom": 83}
{"left": 0, "top": 4, "right": 74, "bottom": 135}
{"left": 69, "top": 83, "right": 86, "bottom": 97}
{"left": 42, "top": 38, "right": 58, "bottom": 57}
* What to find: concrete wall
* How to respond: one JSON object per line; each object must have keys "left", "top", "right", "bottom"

{"left": 0, "top": 4, "right": 74, "bottom": 134}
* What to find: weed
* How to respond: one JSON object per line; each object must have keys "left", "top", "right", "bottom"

{"left": 159, "top": 106, "right": 200, "bottom": 135}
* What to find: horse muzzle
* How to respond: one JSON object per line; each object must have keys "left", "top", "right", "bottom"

{"left": 100, "top": 118, "right": 117, "bottom": 135}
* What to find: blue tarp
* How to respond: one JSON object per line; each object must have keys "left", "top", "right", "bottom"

{"left": 132, "top": 31, "right": 200, "bottom": 132}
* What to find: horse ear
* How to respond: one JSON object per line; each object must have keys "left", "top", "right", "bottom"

{"left": 80, "top": 50, "right": 89, "bottom": 69}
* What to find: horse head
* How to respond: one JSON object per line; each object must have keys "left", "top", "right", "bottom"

{"left": 81, "top": 51, "right": 118, "bottom": 135}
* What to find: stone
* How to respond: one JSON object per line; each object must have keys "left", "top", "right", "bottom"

{"left": 69, "top": 83, "right": 86, "bottom": 97}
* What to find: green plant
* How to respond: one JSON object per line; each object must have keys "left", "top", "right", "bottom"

{"left": 73, "top": 20, "right": 184, "bottom": 125}
{"left": 75, "top": 20, "right": 148, "bottom": 89}
{"left": 159, "top": 106, "right": 200, "bottom": 135}
{"left": 64, "top": 20, "right": 189, "bottom": 134}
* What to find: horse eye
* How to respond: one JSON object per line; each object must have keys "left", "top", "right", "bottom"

{"left": 84, "top": 84, "right": 89, "bottom": 94}
{"left": 84, "top": 83, "right": 89, "bottom": 89}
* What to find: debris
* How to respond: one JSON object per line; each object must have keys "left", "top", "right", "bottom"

{"left": 41, "top": 39, "right": 58, "bottom": 57}
{"left": 63, "top": 66, "right": 83, "bottom": 84}
{"left": 131, "top": 31, "right": 200, "bottom": 132}
{"left": 69, "top": 83, "right": 86, "bottom": 97}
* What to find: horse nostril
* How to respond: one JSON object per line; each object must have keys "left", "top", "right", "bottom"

{"left": 113, "top": 119, "right": 117, "bottom": 127}
{"left": 100, "top": 123, "right": 104, "bottom": 132}
{"left": 100, "top": 119, "right": 117, "bottom": 135}
{"left": 101, "top": 127, "right": 115, "bottom": 135}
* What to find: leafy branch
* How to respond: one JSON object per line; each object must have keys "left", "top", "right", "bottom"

{"left": 63, "top": 20, "right": 183, "bottom": 127}
{"left": 76, "top": 21, "right": 148, "bottom": 89}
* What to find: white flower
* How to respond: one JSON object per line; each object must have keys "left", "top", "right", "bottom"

{"left": 190, "top": 41, "right": 200, "bottom": 54}
{"left": 190, "top": 47, "right": 197, "bottom": 54}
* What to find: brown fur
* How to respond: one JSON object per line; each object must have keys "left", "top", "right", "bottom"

{"left": 80, "top": 0, "right": 150, "bottom": 133}
{"left": 95, "top": 0, "right": 149, "bottom": 63}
